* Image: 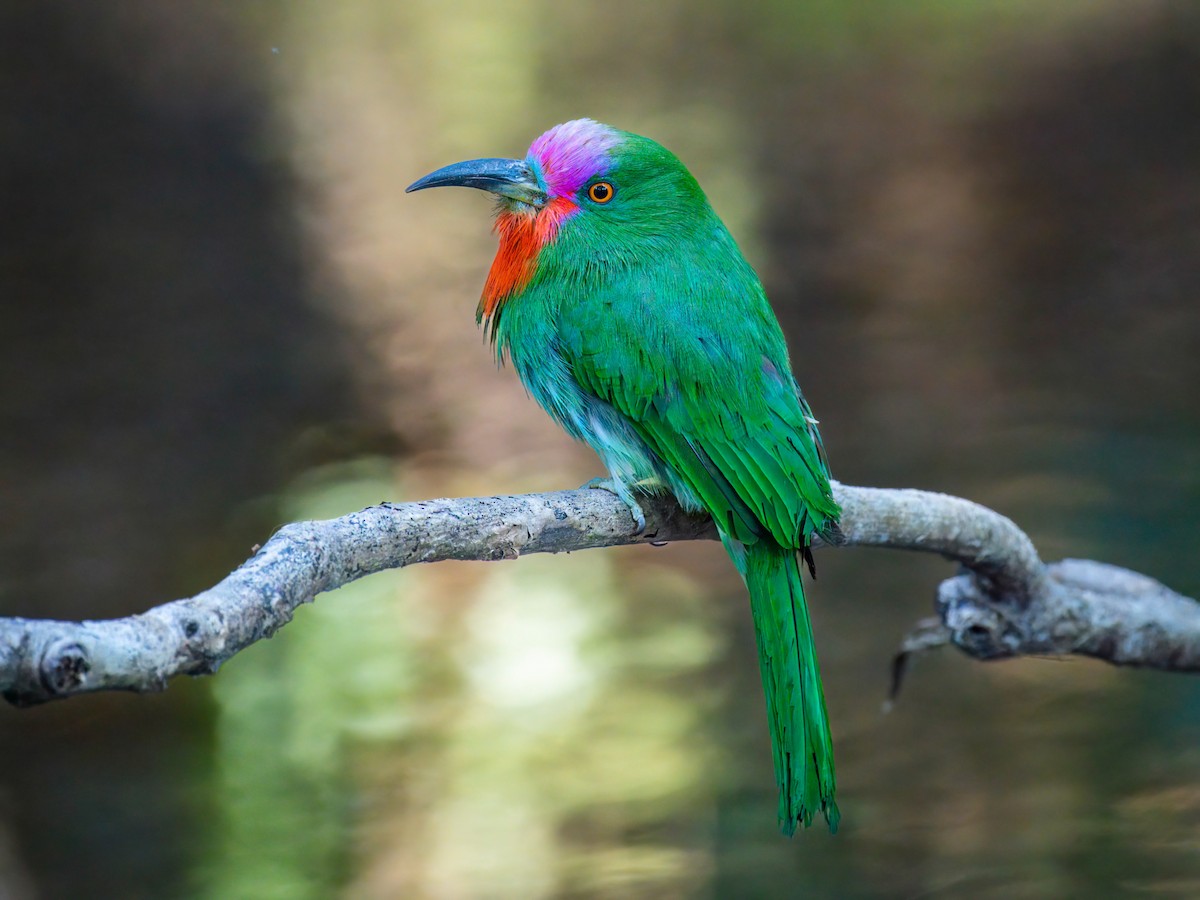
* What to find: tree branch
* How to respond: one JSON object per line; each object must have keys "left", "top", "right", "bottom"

{"left": 1, "top": 482, "right": 1196, "bottom": 706}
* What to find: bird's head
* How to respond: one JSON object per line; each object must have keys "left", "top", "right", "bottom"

{"left": 407, "top": 118, "right": 704, "bottom": 218}
{"left": 407, "top": 119, "right": 710, "bottom": 321}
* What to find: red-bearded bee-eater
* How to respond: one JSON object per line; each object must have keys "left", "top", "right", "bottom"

{"left": 408, "top": 119, "right": 842, "bottom": 834}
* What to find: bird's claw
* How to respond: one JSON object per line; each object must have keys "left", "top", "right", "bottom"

{"left": 580, "top": 477, "right": 647, "bottom": 536}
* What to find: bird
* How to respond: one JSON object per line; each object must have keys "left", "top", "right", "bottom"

{"left": 407, "top": 119, "right": 842, "bottom": 834}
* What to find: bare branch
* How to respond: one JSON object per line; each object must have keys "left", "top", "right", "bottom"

{"left": 1, "top": 482, "right": 1196, "bottom": 706}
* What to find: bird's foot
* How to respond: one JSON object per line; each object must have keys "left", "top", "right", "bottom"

{"left": 580, "top": 477, "right": 647, "bottom": 535}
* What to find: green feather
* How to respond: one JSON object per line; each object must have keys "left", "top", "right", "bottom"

{"left": 744, "top": 541, "right": 839, "bottom": 834}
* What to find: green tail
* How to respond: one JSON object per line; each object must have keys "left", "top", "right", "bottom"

{"left": 742, "top": 540, "right": 838, "bottom": 835}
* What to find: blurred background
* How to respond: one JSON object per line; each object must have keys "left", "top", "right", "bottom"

{"left": 1, "top": 1, "right": 1199, "bottom": 897}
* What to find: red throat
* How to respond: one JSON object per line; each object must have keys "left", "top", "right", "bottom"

{"left": 480, "top": 197, "right": 575, "bottom": 321}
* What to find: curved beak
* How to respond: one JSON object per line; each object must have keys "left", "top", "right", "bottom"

{"left": 405, "top": 157, "right": 547, "bottom": 207}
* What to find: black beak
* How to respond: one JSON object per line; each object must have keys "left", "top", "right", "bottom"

{"left": 405, "top": 157, "right": 547, "bottom": 207}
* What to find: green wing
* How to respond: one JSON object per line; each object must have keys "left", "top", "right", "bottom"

{"left": 556, "top": 271, "right": 839, "bottom": 549}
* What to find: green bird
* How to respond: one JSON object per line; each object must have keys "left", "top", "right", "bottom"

{"left": 408, "top": 119, "right": 842, "bottom": 834}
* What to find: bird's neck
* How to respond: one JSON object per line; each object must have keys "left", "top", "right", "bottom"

{"left": 479, "top": 199, "right": 575, "bottom": 322}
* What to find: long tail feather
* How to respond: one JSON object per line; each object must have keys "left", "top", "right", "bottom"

{"left": 742, "top": 540, "right": 838, "bottom": 835}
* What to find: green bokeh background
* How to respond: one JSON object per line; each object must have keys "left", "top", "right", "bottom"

{"left": 2, "top": 2, "right": 1199, "bottom": 897}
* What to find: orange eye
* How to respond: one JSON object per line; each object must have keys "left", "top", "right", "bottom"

{"left": 587, "top": 181, "right": 614, "bottom": 204}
